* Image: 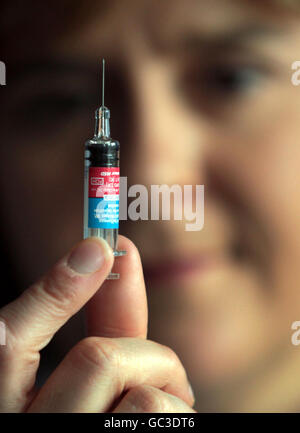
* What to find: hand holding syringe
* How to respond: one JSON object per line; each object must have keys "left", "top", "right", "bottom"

{"left": 0, "top": 61, "right": 195, "bottom": 413}
{"left": 0, "top": 235, "right": 195, "bottom": 412}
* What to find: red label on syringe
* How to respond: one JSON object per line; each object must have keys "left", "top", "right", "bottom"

{"left": 89, "top": 167, "right": 120, "bottom": 197}
{"left": 88, "top": 167, "right": 119, "bottom": 229}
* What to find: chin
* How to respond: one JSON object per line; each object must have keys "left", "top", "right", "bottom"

{"left": 148, "top": 266, "right": 278, "bottom": 387}
{"left": 187, "top": 318, "right": 272, "bottom": 387}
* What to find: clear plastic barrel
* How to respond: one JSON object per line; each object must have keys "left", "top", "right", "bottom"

{"left": 83, "top": 161, "right": 122, "bottom": 279}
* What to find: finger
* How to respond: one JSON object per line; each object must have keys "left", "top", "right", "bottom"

{"left": 85, "top": 235, "right": 148, "bottom": 339}
{"left": 113, "top": 385, "right": 196, "bottom": 413}
{"left": 26, "top": 337, "right": 194, "bottom": 413}
{"left": 0, "top": 237, "right": 114, "bottom": 412}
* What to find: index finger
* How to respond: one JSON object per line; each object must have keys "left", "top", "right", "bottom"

{"left": 85, "top": 235, "right": 148, "bottom": 339}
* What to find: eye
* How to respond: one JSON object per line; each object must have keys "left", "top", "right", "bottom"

{"left": 179, "top": 60, "right": 268, "bottom": 105}
{"left": 203, "top": 64, "right": 265, "bottom": 96}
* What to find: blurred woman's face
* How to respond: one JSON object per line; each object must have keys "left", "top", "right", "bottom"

{"left": 2, "top": 0, "right": 300, "bottom": 410}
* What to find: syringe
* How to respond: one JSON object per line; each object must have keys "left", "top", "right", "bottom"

{"left": 83, "top": 59, "right": 126, "bottom": 279}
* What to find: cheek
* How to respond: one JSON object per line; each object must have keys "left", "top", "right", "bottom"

{"left": 241, "top": 124, "right": 300, "bottom": 254}
{"left": 213, "top": 89, "right": 300, "bottom": 255}
{"left": 212, "top": 105, "right": 300, "bottom": 314}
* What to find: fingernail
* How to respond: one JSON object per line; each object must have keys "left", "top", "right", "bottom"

{"left": 188, "top": 382, "right": 195, "bottom": 403}
{"left": 67, "top": 238, "right": 111, "bottom": 274}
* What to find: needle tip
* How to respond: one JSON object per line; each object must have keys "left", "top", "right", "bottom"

{"left": 101, "top": 58, "right": 105, "bottom": 107}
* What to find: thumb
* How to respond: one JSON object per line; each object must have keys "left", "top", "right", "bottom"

{"left": 0, "top": 237, "right": 114, "bottom": 412}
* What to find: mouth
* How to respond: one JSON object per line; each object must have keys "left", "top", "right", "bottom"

{"left": 143, "top": 251, "right": 225, "bottom": 285}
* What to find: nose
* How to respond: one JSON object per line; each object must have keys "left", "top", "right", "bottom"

{"left": 126, "top": 55, "right": 207, "bottom": 188}
{"left": 118, "top": 52, "right": 223, "bottom": 258}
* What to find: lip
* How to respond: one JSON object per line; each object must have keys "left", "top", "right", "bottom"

{"left": 143, "top": 253, "right": 221, "bottom": 285}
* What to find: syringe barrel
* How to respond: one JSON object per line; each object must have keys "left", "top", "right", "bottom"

{"left": 83, "top": 134, "right": 121, "bottom": 278}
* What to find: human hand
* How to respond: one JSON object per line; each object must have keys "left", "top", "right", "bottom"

{"left": 0, "top": 236, "right": 195, "bottom": 413}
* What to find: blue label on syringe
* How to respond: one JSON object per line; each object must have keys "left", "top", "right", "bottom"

{"left": 88, "top": 197, "right": 119, "bottom": 229}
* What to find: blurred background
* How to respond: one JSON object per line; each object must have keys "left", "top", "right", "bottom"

{"left": 1, "top": 0, "right": 300, "bottom": 412}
